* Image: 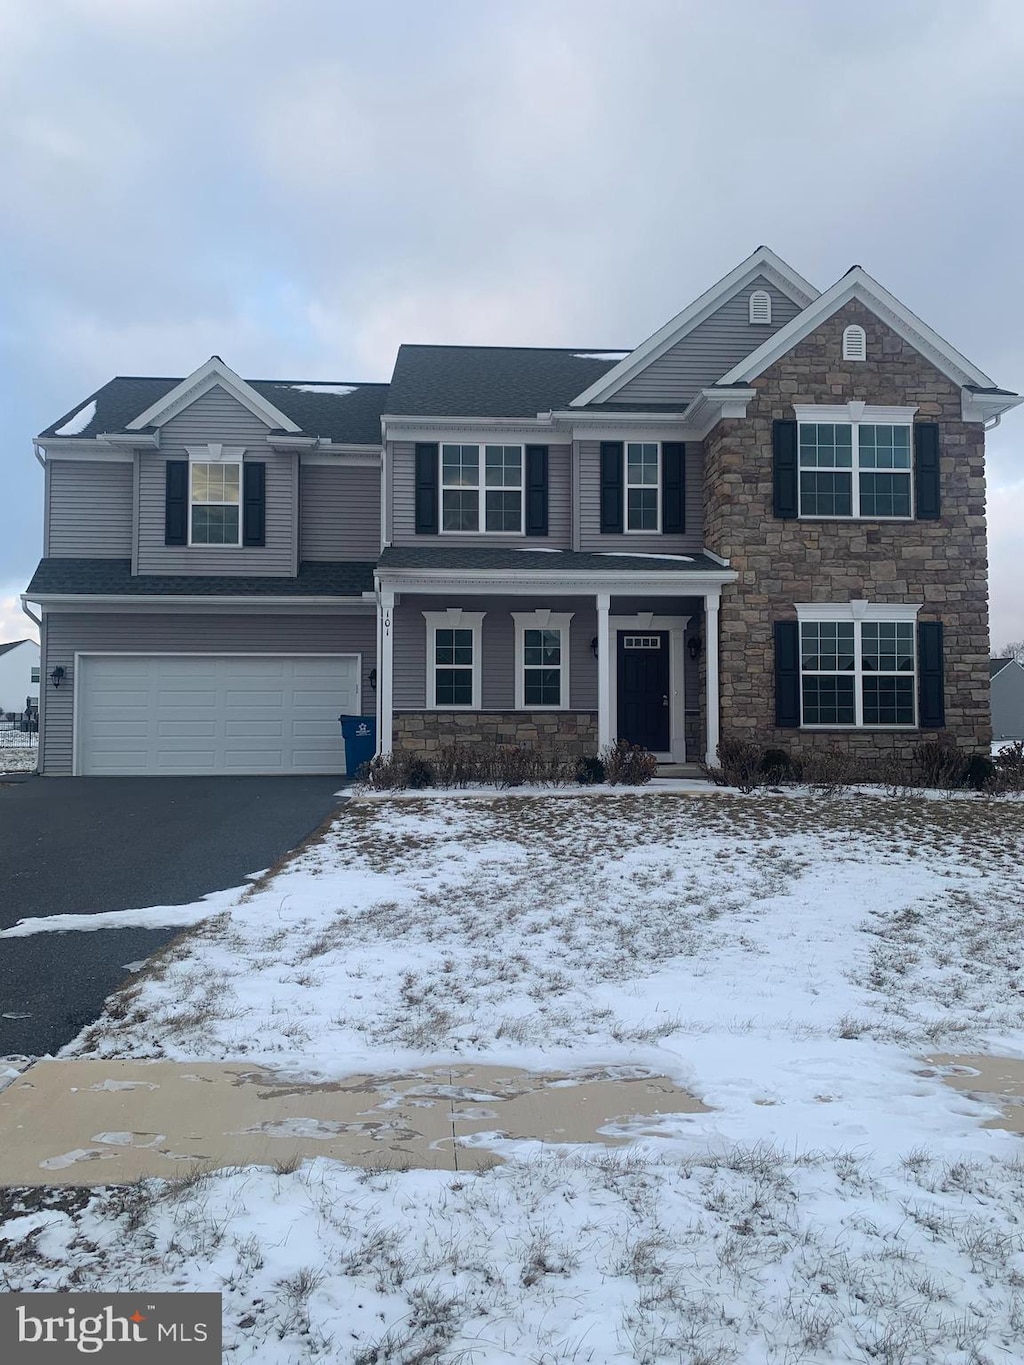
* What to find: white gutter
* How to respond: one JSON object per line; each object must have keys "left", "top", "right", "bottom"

{"left": 22, "top": 593, "right": 374, "bottom": 608}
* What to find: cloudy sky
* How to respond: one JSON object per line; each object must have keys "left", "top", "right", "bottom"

{"left": 2, "top": 0, "right": 1022, "bottom": 648}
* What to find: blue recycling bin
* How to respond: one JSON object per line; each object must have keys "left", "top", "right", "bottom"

{"left": 339, "top": 714, "right": 377, "bottom": 777}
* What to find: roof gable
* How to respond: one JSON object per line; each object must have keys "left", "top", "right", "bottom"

{"left": 719, "top": 267, "right": 997, "bottom": 389}
{"left": 126, "top": 357, "right": 301, "bottom": 433}
{"left": 0, "top": 639, "right": 33, "bottom": 658}
{"left": 569, "top": 247, "right": 819, "bottom": 408}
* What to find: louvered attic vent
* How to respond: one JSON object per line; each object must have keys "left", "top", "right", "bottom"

{"left": 748, "top": 289, "right": 771, "bottom": 324}
{"left": 843, "top": 324, "right": 867, "bottom": 361}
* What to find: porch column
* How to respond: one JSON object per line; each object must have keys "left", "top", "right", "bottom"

{"left": 704, "top": 589, "right": 720, "bottom": 767}
{"left": 378, "top": 588, "right": 395, "bottom": 756}
{"left": 596, "top": 591, "right": 612, "bottom": 751}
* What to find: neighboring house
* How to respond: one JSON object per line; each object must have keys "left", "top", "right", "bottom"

{"left": 0, "top": 639, "right": 40, "bottom": 716}
{"left": 21, "top": 247, "right": 1022, "bottom": 777}
{"left": 991, "top": 658, "right": 1024, "bottom": 739}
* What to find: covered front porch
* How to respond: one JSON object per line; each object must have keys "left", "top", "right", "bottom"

{"left": 374, "top": 548, "right": 737, "bottom": 766}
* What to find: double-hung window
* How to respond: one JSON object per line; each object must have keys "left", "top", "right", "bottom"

{"left": 797, "top": 411, "right": 913, "bottom": 519}
{"left": 625, "top": 442, "right": 660, "bottom": 531}
{"left": 423, "top": 611, "right": 485, "bottom": 709}
{"left": 441, "top": 444, "right": 523, "bottom": 533}
{"left": 512, "top": 612, "right": 573, "bottom": 709}
{"left": 190, "top": 462, "right": 241, "bottom": 545}
{"left": 798, "top": 606, "right": 918, "bottom": 728}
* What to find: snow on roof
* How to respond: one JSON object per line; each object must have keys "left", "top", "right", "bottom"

{"left": 571, "top": 352, "right": 631, "bottom": 361}
{"left": 599, "top": 552, "right": 695, "bottom": 562}
{"left": 289, "top": 383, "right": 358, "bottom": 396}
{"left": 54, "top": 399, "right": 97, "bottom": 436}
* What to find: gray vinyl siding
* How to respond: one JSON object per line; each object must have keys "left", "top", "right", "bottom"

{"left": 612, "top": 277, "right": 803, "bottom": 403}
{"left": 46, "top": 460, "right": 134, "bottom": 557}
{"left": 577, "top": 440, "right": 705, "bottom": 553}
{"left": 40, "top": 611, "right": 376, "bottom": 775}
{"left": 389, "top": 442, "right": 573, "bottom": 548}
{"left": 992, "top": 664, "right": 1024, "bottom": 738}
{"left": 300, "top": 465, "right": 381, "bottom": 560}
{"left": 393, "top": 595, "right": 597, "bottom": 711}
{"left": 136, "top": 386, "right": 297, "bottom": 576}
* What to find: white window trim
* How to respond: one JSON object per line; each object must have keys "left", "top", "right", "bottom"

{"left": 795, "top": 601, "right": 921, "bottom": 730}
{"left": 624, "top": 441, "right": 662, "bottom": 533}
{"left": 187, "top": 459, "right": 243, "bottom": 548}
{"left": 511, "top": 610, "right": 574, "bottom": 710}
{"left": 793, "top": 404, "right": 918, "bottom": 521}
{"left": 439, "top": 442, "right": 525, "bottom": 536}
{"left": 749, "top": 289, "right": 772, "bottom": 325}
{"left": 423, "top": 609, "right": 485, "bottom": 710}
{"left": 843, "top": 324, "right": 867, "bottom": 361}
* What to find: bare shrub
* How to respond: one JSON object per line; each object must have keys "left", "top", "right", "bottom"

{"left": 994, "top": 739, "right": 1024, "bottom": 793}
{"left": 913, "top": 739, "right": 966, "bottom": 791}
{"left": 702, "top": 738, "right": 763, "bottom": 793}
{"left": 802, "top": 749, "right": 855, "bottom": 797}
{"left": 599, "top": 740, "right": 658, "bottom": 786}
{"left": 360, "top": 752, "right": 434, "bottom": 791}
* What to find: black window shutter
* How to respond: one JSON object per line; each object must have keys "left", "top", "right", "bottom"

{"left": 525, "top": 444, "right": 549, "bottom": 536}
{"left": 774, "top": 620, "right": 801, "bottom": 727}
{"left": 415, "top": 443, "right": 439, "bottom": 535}
{"left": 662, "top": 442, "right": 686, "bottom": 534}
{"left": 773, "top": 420, "right": 798, "bottom": 519}
{"left": 164, "top": 460, "right": 188, "bottom": 545}
{"left": 918, "top": 621, "right": 945, "bottom": 728}
{"left": 600, "top": 441, "right": 624, "bottom": 533}
{"left": 242, "top": 462, "right": 266, "bottom": 546}
{"left": 914, "top": 423, "right": 941, "bottom": 520}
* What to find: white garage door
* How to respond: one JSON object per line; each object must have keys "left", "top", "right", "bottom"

{"left": 77, "top": 655, "right": 360, "bottom": 775}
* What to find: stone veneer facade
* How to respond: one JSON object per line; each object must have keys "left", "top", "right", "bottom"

{"left": 394, "top": 711, "right": 598, "bottom": 755}
{"left": 703, "top": 300, "right": 991, "bottom": 762}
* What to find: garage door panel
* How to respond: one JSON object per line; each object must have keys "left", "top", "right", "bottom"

{"left": 78, "top": 655, "right": 357, "bottom": 775}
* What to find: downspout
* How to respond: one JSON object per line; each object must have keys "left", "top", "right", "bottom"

{"left": 32, "top": 441, "right": 44, "bottom": 468}
{"left": 20, "top": 598, "right": 42, "bottom": 776}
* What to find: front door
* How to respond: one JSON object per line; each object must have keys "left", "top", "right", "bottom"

{"left": 617, "top": 631, "right": 670, "bottom": 752}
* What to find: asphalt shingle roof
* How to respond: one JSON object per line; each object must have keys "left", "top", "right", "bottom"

{"left": 991, "top": 657, "right": 1018, "bottom": 678}
{"left": 376, "top": 546, "right": 728, "bottom": 575}
{"left": 385, "top": 346, "right": 629, "bottom": 417}
{"left": 0, "top": 639, "right": 31, "bottom": 657}
{"left": 26, "top": 559, "right": 375, "bottom": 598}
{"left": 39, "top": 379, "right": 389, "bottom": 445}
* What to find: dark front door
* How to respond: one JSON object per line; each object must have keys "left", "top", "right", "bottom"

{"left": 617, "top": 631, "right": 670, "bottom": 752}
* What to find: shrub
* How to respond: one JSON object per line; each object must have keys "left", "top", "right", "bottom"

{"left": 575, "top": 755, "right": 606, "bottom": 785}
{"left": 759, "top": 747, "right": 796, "bottom": 785}
{"left": 703, "top": 738, "right": 763, "bottom": 793}
{"left": 359, "top": 752, "right": 434, "bottom": 790}
{"left": 963, "top": 753, "right": 996, "bottom": 793}
{"left": 598, "top": 740, "right": 658, "bottom": 786}
{"left": 994, "top": 740, "right": 1024, "bottom": 793}
{"left": 801, "top": 749, "right": 855, "bottom": 797}
{"left": 913, "top": 740, "right": 966, "bottom": 791}
{"left": 878, "top": 753, "right": 916, "bottom": 798}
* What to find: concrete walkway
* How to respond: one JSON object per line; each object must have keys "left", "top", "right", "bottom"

{"left": 0, "top": 1061, "right": 708, "bottom": 1183}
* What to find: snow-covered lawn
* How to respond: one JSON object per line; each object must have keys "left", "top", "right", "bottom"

{"left": 4, "top": 792, "right": 1024, "bottom": 1363}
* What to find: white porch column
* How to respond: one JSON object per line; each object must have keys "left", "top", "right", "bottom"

{"left": 596, "top": 591, "right": 612, "bottom": 751}
{"left": 378, "top": 588, "right": 395, "bottom": 756}
{"left": 704, "top": 590, "right": 720, "bottom": 767}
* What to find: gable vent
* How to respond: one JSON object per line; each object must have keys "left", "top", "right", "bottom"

{"left": 843, "top": 324, "right": 867, "bottom": 361}
{"left": 748, "top": 289, "right": 772, "bottom": 324}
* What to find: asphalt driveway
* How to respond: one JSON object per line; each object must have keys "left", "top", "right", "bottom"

{"left": 0, "top": 776, "right": 345, "bottom": 1057}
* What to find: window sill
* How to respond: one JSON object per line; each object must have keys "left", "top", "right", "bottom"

{"left": 795, "top": 516, "right": 914, "bottom": 524}
{"left": 798, "top": 725, "right": 919, "bottom": 732}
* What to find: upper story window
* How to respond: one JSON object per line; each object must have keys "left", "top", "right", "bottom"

{"left": 30, "top": 667, "right": 40, "bottom": 684}
{"left": 798, "top": 421, "right": 912, "bottom": 519}
{"left": 190, "top": 462, "right": 241, "bottom": 545}
{"left": 625, "top": 442, "right": 660, "bottom": 531}
{"left": 843, "top": 324, "right": 867, "bottom": 361}
{"left": 441, "top": 444, "right": 523, "bottom": 533}
{"left": 749, "top": 289, "right": 772, "bottom": 324}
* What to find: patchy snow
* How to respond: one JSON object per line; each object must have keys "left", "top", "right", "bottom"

{"left": 514, "top": 546, "right": 563, "bottom": 552}
{"left": 0, "top": 747, "right": 37, "bottom": 773}
{"left": 53, "top": 399, "right": 97, "bottom": 436}
{"left": 288, "top": 383, "right": 357, "bottom": 396}
{"left": 7, "top": 793, "right": 1024, "bottom": 1362}
{"left": 572, "top": 350, "right": 631, "bottom": 360}
{"left": 0, "top": 885, "right": 241, "bottom": 938}
{"left": 599, "top": 551, "right": 696, "bottom": 562}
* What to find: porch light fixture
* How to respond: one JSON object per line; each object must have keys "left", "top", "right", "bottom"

{"left": 590, "top": 636, "right": 599, "bottom": 659}
{"left": 369, "top": 668, "right": 377, "bottom": 691}
{"left": 686, "top": 636, "right": 702, "bottom": 662}
{"left": 49, "top": 665, "right": 65, "bottom": 688}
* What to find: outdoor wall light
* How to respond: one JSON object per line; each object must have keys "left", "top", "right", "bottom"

{"left": 369, "top": 668, "right": 378, "bottom": 691}
{"left": 49, "top": 665, "right": 65, "bottom": 688}
{"left": 686, "top": 636, "right": 703, "bottom": 662}
{"left": 590, "top": 636, "right": 599, "bottom": 659}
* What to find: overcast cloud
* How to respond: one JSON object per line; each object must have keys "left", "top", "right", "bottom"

{"left": 1, "top": 0, "right": 1022, "bottom": 647}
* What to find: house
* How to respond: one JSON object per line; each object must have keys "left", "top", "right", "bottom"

{"left": 21, "top": 247, "right": 1022, "bottom": 777}
{"left": 990, "top": 658, "right": 1024, "bottom": 740}
{"left": 0, "top": 639, "right": 40, "bottom": 717}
